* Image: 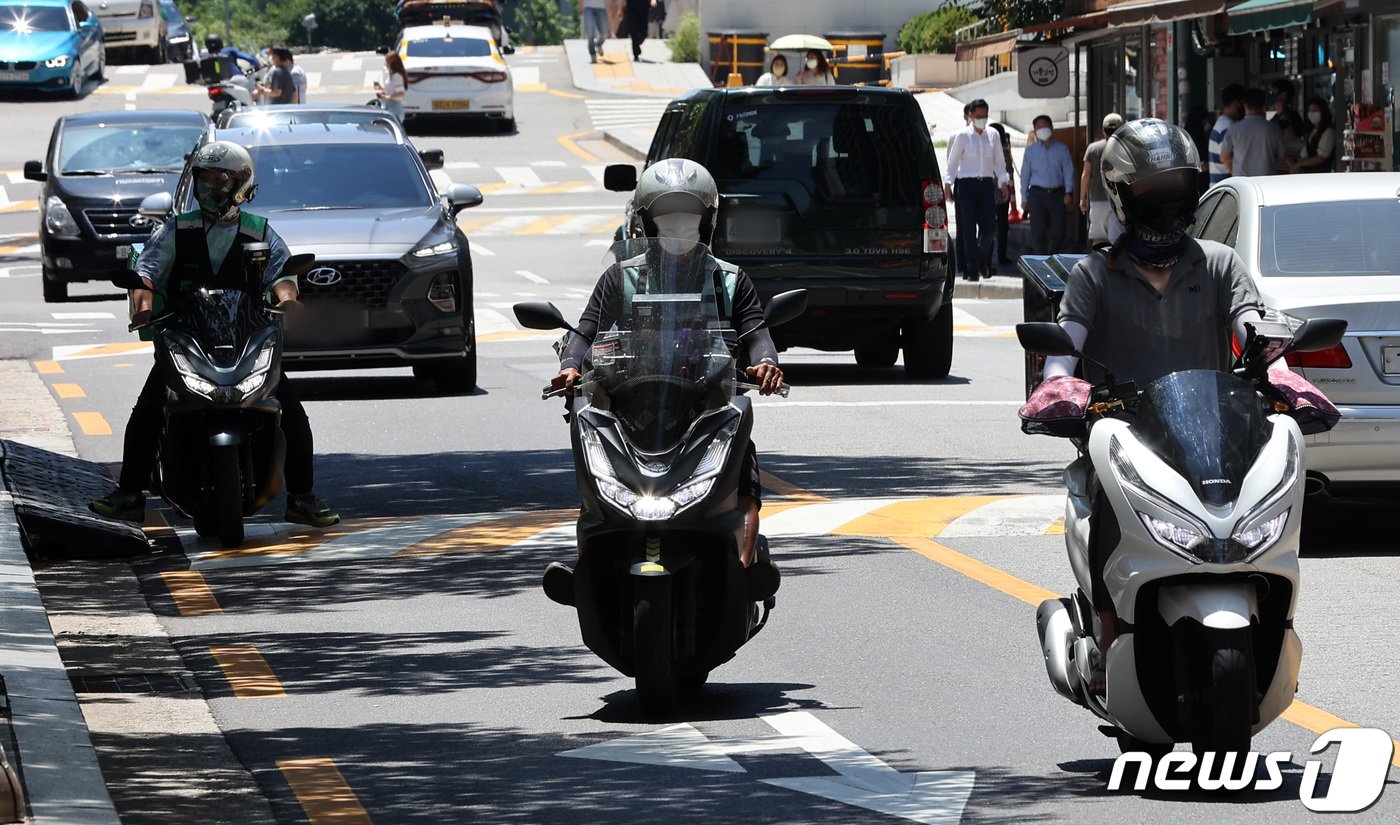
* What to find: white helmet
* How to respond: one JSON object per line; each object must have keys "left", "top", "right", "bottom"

{"left": 634, "top": 158, "right": 718, "bottom": 244}
{"left": 190, "top": 140, "right": 257, "bottom": 220}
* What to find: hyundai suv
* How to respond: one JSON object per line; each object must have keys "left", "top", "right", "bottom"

{"left": 606, "top": 86, "right": 954, "bottom": 378}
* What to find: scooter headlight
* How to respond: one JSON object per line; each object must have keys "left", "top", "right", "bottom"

{"left": 235, "top": 372, "right": 266, "bottom": 395}
{"left": 1141, "top": 514, "right": 1207, "bottom": 553}
{"left": 1232, "top": 509, "right": 1289, "bottom": 552}
{"left": 166, "top": 346, "right": 219, "bottom": 398}
{"left": 1228, "top": 435, "right": 1299, "bottom": 560}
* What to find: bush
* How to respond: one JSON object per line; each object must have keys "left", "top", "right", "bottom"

{"left": 668, "top": 11, "right": 699, "bottom": 63}
{"left": 898, "top": 5, "right": 979, "bottom": 55}
{"left": 518, "top": 0, "right": 578, "bottom": 46}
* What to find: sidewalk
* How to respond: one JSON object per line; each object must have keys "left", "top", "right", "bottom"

{"left": 564, "top": 36, "right": 710, "bottom": 99}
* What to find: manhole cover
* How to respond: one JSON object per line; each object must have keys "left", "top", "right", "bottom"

{"left": 70, "top": 673, "right": 199, "bottom": 695}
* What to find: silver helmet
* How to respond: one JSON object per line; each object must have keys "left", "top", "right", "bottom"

{"left": 1101, "top": 118, "right": 1200, "bottom": 225}
{"left": 634, "top": 158, "right": 719, "bottom": 243}
{"left": 190, "top": 140, "right": 257, "bottom": 220}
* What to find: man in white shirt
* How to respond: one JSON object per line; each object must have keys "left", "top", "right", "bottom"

{"left": 1208, "top": 84, "right": 1245, "bottom": 185}
{"left": 942, "top": 99, "right": 1011, "bottom": 281}
{"left": 285, "top": 48, "right": 307, "bottom": 104}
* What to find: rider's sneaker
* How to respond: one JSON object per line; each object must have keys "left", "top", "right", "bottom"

{"left": 543, "top": 561, "right": 576, "bottom": 606}
{"left": 89, "top": 488, "right": 145, "bottom": 522}
{"left": 285, "top": 493, "right": 341, "bottom": 528}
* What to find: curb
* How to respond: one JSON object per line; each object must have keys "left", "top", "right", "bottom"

{"left": 954, "top": 277, "right": 1023, "bottom": 300}
{"left": 602, "top": 127, "right": 650, "bottom": 160}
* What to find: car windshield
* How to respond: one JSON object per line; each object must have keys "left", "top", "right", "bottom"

{"left": 59, "top": 124, "right": 206, "bottom": 175}
{"left": 1, "top": 4, "right": 71, "bottom": 32}
{"left": 245, "top": 143, "right": 434, "bottom": 210}
{"left": 160, "top": 1, "right": 183, "bottom": 25}
{"left": 225, "top": 111, "right": 392, "bottom": 129}
{"left": 1259, "top": 199, "right": 1400, "bottom": 276}
{"left": 404, "top": 36, "right": 492, "bottom": 58}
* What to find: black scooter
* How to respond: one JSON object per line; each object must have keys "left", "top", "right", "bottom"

{"left": 514, "top": 238, "right": 806, "bottom": 715}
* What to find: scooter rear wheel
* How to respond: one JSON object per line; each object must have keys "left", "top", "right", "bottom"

{"left": 633, "top": 597, "right": 678, "bottom": 717}
{"left": 210, "top": 446, "right": 244, "bottom": 548}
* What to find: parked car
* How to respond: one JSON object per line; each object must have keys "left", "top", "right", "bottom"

{"left": 158, "top": 0, "right": 192, "bottom": 62}
{"left": 93, "top": 0, "right": 164, "bottom": 63}
{"left": 604, "top": 86, "right": 955, "bottom": 378}
{"left": 1193, "top": 173, "right": 1400, "bottom": 489}
{"left": 24, "top": 109, "right": 212, "bottom": 301}
{"left": 395, "top": 22, "right": 515, "bottom": 132}
{"left": 0, "top": 0, "right": 104, "bottom": 97}
{"left": 217, "top": 103, "right": 404, "bottom": 131}
{"left": 140, "top": 122, "right": 484, "bottom": 390}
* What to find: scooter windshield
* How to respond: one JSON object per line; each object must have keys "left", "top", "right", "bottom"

{"left": 1129, "top": 370, "right": 1270, "bottom": 506}
{"left": 589, "top": 239, "right": 738, "bottom": 454}
{"left": 170, "top": 288, "right": 270, "bottom": 369}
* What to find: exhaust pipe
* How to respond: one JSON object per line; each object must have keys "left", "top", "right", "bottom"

{"left": 1304, "top": 472, "right": 1329, "bottom": 497}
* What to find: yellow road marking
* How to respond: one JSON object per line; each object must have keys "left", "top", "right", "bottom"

{"left": 1282, "top": 702, "right": 1400, "bottom": 769}
{"left": 456, "top": 214, "right": 502, "bottom": 234}
{"left": 557, "top": 130, "right": 600, "bottom": 163}
{"left": 73, "top": 412, "right": 111, "bottom": 436}
{"left": 530, "top": 182, "right": 596, "bottom": 195}
{"left": 898, "top": 534, "right": 1059, "bottom": 604}
{"left": 160, "top": 570, "right": 223, "bottom": 616}
{"left": 58, "top": 341, "right": 152, "bottom": 359}
{"left": 759, "top": 470, "right": 829, "bottom": 503}
{"left": 209, "top": 645, "right": 287, "bottom": 699}
{"left": 396, "top": 509, "right": 576, "bottom": 556}
{"left": 476, "top": 182, "right": 519, "bottom": 195}
{"left": 1045, "top": 518, "right": 1065, "bottom": 535}
{"left": 513, "top": 214, "right": 576, "bottom": 235}
{"left": 52, "top": 383, "right": 85, "bottom": 399}
{"left": 548, "top": 88, "right": 586, "bottom": 100}
{"left": 478, "top": 330, "right": 556, "bottom": 343}
{"left": 835, "top": 495, "right": 1013, "bottom": 538}
{"left": 33, "top": 360, "right": 63, "bottom": 374}
{"left": 0, "top": 200, "right": 37, "bottom": 215}
{"left": 277, "top": 758, "right": 373, "bottom": 825}
{"left": 516, "top": 82, "right": 547, "bottom": 93}
{"left": 193, "top": 517, "right": 415, "bottom": 563}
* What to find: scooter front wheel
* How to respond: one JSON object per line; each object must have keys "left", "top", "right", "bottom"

{"left": 633, "top": 596, "right": 678, "bottom": 717}
{"left": 1190, "top": 630, "right": 1256, "bottom": 758}
{"left": 209, "top": 446, "right": 244, "bottom": 548}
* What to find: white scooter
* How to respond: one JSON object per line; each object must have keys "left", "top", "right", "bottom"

{"left": 1018, "top": 316, "right": 1345, "bottom": 756}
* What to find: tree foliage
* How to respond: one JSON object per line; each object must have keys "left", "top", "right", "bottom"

{"left": 981, "top": 0, "right": 1064, "bottom": 30}
{"left": 667, "top": 11, "right": 699, "bottom": 63}
{"left": 514, "top": 0, "right": 579, "bottom": 46}
{"left": 179, "top": 0, "right": 396, "bottom": 52}
{"left": 897, "top": 5, "right": 979, "bottom": 55}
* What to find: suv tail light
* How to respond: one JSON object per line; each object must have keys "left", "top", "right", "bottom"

{"left": 922, "top": 179, "right": 947, "bottom": 254}
{"left": 1286, "top": 343, "right": 1352, "bottom": 369}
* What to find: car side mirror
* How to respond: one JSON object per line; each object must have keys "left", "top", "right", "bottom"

{"left": 763, "top": 289, "right": 807, "bottom": 329}
{"left": 375, "top": 45, "right": 390, "bottom": 55}
{"left": 1016, "top": 322, "right": 1079, "bottom": 357}
{"left": 513, "top": 301, "right": 570, "bottom": 331}
{"left": 138, "top": 191, "right": 173, "bottom": 219}
{"left": 445, "top": 183, "right": 484, "bottom": 216}
{"left": 418, "top": 148, "right": 445, "bottom": 170}
{"left": 500, "top": 44, "right": 515, "bottom": 55}
{"left": 1289, "top": 317, "right": 1347, "bottom": 353}
{"left": 23, "top": 160, "right": 45, "bottom": 182}
{"left": 603, "top": 163, "right": 637, "bottom": 192}
{"left": 282, "top": 253, "right": 317, "bottom": 280}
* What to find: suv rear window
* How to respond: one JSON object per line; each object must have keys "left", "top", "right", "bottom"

{"left": 711, "top": 96, "right": 930, "bottom": 225}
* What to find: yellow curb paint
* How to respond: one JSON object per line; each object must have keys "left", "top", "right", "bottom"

{"left": 209, "top": 645, "right": 287, "bottom": 699}
{"left": 759, "top": 470, "right": 829, "bottom": 503}
{"left": 548, "top": 89, "right": 586, "bottom": 100}
{"left": 834, "top": 495, "right": 1012, "bottom": 538}
{"left": 396, "top": 509, "right": 577, "bottom": 556}
{"left": 160, "top": 570, "right": 223, "bottom": 616}
{"left": 277, "top": 758, "right": 373, "bottom": 825}
{"left": 52, "top": 383, "right": 85, "bottom": 399}
{"left": 33, "top": 360, "right": 63, "bottom": 374}
{"left": 73, "top": 412, "right": 111, "bottom": 436}
{"left": 557, "top": 130, "right": 600, "bottom": 163}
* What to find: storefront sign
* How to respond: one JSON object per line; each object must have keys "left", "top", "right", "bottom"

{"left": 1018, "top": 46, "right": 1070, "bottom": 99}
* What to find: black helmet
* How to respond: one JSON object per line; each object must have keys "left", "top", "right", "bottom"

{"left": 204, "top": 33, "right": 224, "bottom": 53}
{"left": 1101, "top": 118, "right": 1199, "bottom": 226}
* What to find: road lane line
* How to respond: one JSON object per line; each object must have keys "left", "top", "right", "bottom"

{"left": 497, "top": 166, "right": 542, "bottom": 186}
{"left": 53, "top": 341, "right": 153, "bottom": 360}
{"left": 759, "top": 470, "right": 830, "bottom": 503}
{"left": 557, "top": 130, "right": 601, "bottom": 163}
{"left": 160, "top": 570, "right": 223, "bottom": 616}
{"left": 513, "top": 215, "right": 575, "bottom": 235}
{"left": 396, "top": 509, "right": 577, "bottom": 556}
{"left": 1281, "top": 702, "right": 1400, "bottom": 769}
{"left": 515, "top": 269, "right": 549, "bottom": 284}
{"left": 73, "top": 412, "right": 111, "bottom": 435}
{"left": 52, "top": 383, "right": 85, "bottom": 398}
{"left": 549, "top": 89, "right": 586, "bottom": 100}
{"left": 209, "top": 645, "right": 287, "bottom": 698}
{"left": 277, "top": 759, "right": 373, "bottom": 825}
{"left": 33, "top": 360, "right": 63, "bottom": 374}
{"left": 834, "top": 496, "right": 1013, "bottom": 538}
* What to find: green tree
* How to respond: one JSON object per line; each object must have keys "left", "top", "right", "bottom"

{"left": 667, "top": 11, "right": 699, "bottom": 63}
{"left": 981, "top": 0, "right": 1064, "bottom": 30}
{"left": 517, "top": 0, "right": 578, "bottom": 46}
{"left": 898, "top": 5, "right": 979, "bottom": 55}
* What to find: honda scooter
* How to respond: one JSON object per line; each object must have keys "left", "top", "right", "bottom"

{"left": 1019, "top": 316, "right": 1345, "bottom": 756}
{"left": 513, "top": 238, "right": 806, "bottom": 716}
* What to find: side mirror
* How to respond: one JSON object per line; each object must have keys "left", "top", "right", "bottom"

{"left": 375, "top": 45, "right": 390, "bottom": 55}
{"left": 763, "top": 289, "right": 807, "bottom": 329}
{"left": 138, "top": 191, "right": 173, "bottom": 219}
{"left": 418, "top": 148, "right": 445, "bottom": 170}
{"left": 514, "top": 301, "right": 569, "bottom": 331}
{"left": 109, "top": 268, "right": 146, "bottom": 289}
{"left": 185, "top": 14, "right": 198, "bottom": 23}
{"left": 603, "top": 164, "right": 637, "bottom": 192}
{"left": 23, "top": 160, "right": 45, "bottom": 182}
{"left": 445, "top": 183, "right": 484, "bottom": 216}
{"left": 1289, "top": 317, "right": 1348, "bottom": 353}
{"left": 282, "top": 253, "right": 317, "bottom": 280}
{"left": 1016, "top": 322, "right": 1078, "bottom": 357}
{"left": 500, "top": 44, "right": 515, "bottom": 55}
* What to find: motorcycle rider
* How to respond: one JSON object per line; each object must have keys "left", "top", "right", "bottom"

{"left": 1037, "top": 119, "right": 1269, "bottom": 693}
{"left": 204, "top": 34, "right": 261, "bottom": 77}
{"left": 545, "top": 158, "right": 783, "bottom": 599}
{"left": 89, "top": 141, "right": 340, "bottom": 528}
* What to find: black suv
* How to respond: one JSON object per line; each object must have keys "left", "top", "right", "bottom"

{"left": 606, "top": 87, "right": 954, "bottom": 378}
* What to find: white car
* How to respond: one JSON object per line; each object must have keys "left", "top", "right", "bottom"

{"left": 92, "top": 0, "right": 164, "bottom": 63}
{"left": 396, "top": 22, "right": 514, "bottom": 131}
{"left": 1193, "top": 173, "right": 1400, "bottom": 490}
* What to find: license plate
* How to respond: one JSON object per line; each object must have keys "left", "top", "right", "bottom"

{"left": 0, "top": 71, "right": 29, "bottom": 82}
{"left": 1384, "top": 345, "right": 1400, "bottom": 375}
{"left": 115, "top": 245, "right": 132, "bottom": 260}
{"left": 432, "top": 100, "right": 470, "bottom": 110}
{"left": 727, "top": 214, "right": 780, "bottom": 244}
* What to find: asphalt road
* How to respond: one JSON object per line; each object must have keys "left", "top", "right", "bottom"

{"left": 3, "top": 49, "right": 1400, "bottom": 825}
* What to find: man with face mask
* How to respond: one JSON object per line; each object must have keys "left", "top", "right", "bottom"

{"left": 943, "top": 99, "right": 1010, "bottom": 280}
{"left": 1020, "top": 114, "right": 1076, "bottom": 254}
{"left": 90, "top": 141, "right": 340, "bottom": 528}
{"left": 1038, "top": 119, "right": 1266, "bottom": 694}
{"left": 546, "top": 158, "right": 783, "bottom": 603}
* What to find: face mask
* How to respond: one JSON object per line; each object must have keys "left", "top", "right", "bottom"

{"left": 806, "top": 58, "right": 819, "bottom": 70}
{"left": 196, "top": 178, "right": 236, "bottom": 218}
{"left": 1131, "top": 188, "right": 1194, "bottom": 234}
{"left": 652, "top": 213, "right": 703, "bottom": 254}
{"left": 1123, "top": 188, "right": 1193, "bottom": 268}
{"left": 1036, "top": 128, "right": 1053, "bottom": 142}
{"left": 1308, "top": 111, "right": 1322, "bottom": 125}
{"left": 973, "top": 118, "right": 988, "bottom": 130}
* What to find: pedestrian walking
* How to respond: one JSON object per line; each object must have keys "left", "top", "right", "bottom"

{"left": 942, "top": 99, "right": 1009, "bottom": 281}
{"left": 1219, "top": 88, "right": 1285, "bottom": 178}
{"left": 374, "top": 52, "right": 408, "bottom": 122}
{"left": 648, "top": 0, "right": 665, "bottom": 39}
{"left": 1080, "top": 113, "right": 1125, "bottom": 247}
{"left": 282, "top": 48, "right": 306, "bottom": 104}
{"left": 1020, "top": 114, "right": 1075, "bottom": 255}
{"left": 1208, "top": 84, "right": 1246, "bottom": 185}
{"left": 755, "top": 54, "right": 788, "bottom": 87}
{"left": 256, "top": 48, "right": 295, "bottom": 105}
{"left": 794, "top": 50, "right": 834, "bottom": 85}
{"left": 624, "top": 0, "right": 648, "bottom": 60}
{"left": 950, "top": 102, "right": 971, "bottom": 279}
{"left": 989, "top": 122, "right": 1017, "bottom": 269}
{"left": 582, "top": 0, "right": 608, "bottom": 63}
{"left": 607, "top": 0, "right": 623, "bottom": 37}
{"left": 1291, "top": 96, "right": 1336, "bottom": 174}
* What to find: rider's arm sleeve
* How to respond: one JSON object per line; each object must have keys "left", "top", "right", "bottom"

{"left": 1223, "top": 247, "right": 1265, "bottom": 324}
{"left": 734, "top": 271, "right": 778, "bottom": 365}
{"left": 134, "top": 217, "right": 177, "bottom": 291}
{"left": 560, "top": 266, "right": 618, "bottom": 371}
{"left": 263, "top": 225, "right": 295, "bottom": 291}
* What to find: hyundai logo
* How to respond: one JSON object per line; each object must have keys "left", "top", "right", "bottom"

{"left": 305, "top": 267, "right": 343, "bottom": 286}
{"left": 128, "top": 214, "right": 153, "bottom": 229}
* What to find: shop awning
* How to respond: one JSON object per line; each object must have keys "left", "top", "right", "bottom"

{"left": 1107, "top": 0, "right": 1226, "bottom": 26}
{"left": 1226, "top": 0, "right": 1313, "bottom": 35}
{"left": 955, "top": 30, "right": 1020, "bottom": 62}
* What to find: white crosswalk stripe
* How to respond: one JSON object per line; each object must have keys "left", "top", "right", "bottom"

{"left": 332, "top": 56, "right": 362, "bottom": 72}
{"left": 585, "top": 98, "right": 669, "bottom": 130}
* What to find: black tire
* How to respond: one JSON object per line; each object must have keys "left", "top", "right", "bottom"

{"left": 854, "top": 336, "right": 899, "bottom": 368}
{"left": 633, "top": 596, "right": 677, "bottom": 717}
{"left": 420, "top": 318, "right": 477, "bottom": 392}
{"left": 65, "top": 65, "right": 82, "bottom": 99}
{"left": 497, "top": 117, "right": 516, "bottom": 134}
{"left": 192, "top": 515, "right": 216, "bottom": 538}
{"left": 1117, "top": 732, "right": 1174, "bottom": 759}
{"left": 94, "top": 48, "right": 106, "bottom": 81}
{"left": 902, "top": 301, "right": 954, "bottom": 379}
{"left": 42, "top": 273, "right": 68, "bottom": 303}
{"left": 678, "top": 667, "right": 709, "bottom": 693}
{"left": 209, "top": 446, "right": 244, "bottom": 548}
{"left": 1190, "top": 632, "right": 1256, "bottom": 760}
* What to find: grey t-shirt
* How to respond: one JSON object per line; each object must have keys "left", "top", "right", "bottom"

{"left": 267, "top": 64, "right": 294, "bottom": 104}
{"left": 1083, "top": 139, "right": 1108, "bottom": 202}
{"left": 1219, "top": 114, "right": 1281, "bottom": 178}
{"left": 1058, "top": 238, "right": 1263, "bottom": 385}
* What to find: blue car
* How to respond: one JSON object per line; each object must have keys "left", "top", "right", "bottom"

{"left": 0, "top": 0, "right": 105, "bottom": 97}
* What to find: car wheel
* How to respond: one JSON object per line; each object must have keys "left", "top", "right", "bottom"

{"left": 42, "top": 272, "right": 68, "bottom": 303}
{"left": 65, "top": 65, "right": 82, "bottom": 99}
{"left": 419, "top": 319, "right": 477, "bottom": 393}
{"left": 902, "top": 302, "right": 953, "bottom": 379}
{"left": 854, "top": 335, "right": 899, "bottom": 368}
{"left": 94, "top": 48, "right": 106, "bottom": 80}
{"left": 497, "top": 117, "right": 516, "bottom": 134}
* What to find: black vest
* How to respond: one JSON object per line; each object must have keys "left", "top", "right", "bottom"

{"left": 171, "top": 210, "right": 268, "bottom": 292}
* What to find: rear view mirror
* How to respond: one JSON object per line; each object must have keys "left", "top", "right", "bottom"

{"left": 418, "top": 148, "right": 445, "bottom": 170}
{"left": 445, "top": 183, "right": 484, "bottom": 216}
{"left": 282, "top": 253, "right": 316, "bottom": 280}
{"left": 375, "top": 45, "right": 390, "bottom": 55}
{"left": 500, "top": 44, "right": 515, "bottom": 56}
{"left": 514, "top": 301, "right": 569, "bottom": 331}
{"left": 1016, "top": 322, "right": 1078, "bottom": 357}
{"left": 763, "top": 289, "right": 807, "bottom": 329}
{"left": 1289, "top": 317, "right": 1347, "bottom": 353}
{"left": 604, "top": 164, "right": 637, "bottom": 192}
{"left": 139, "top": 191, "right": 173, "bottom": 219}
{"left": 23, "top": 160, "right": 45, "bottom": 182}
